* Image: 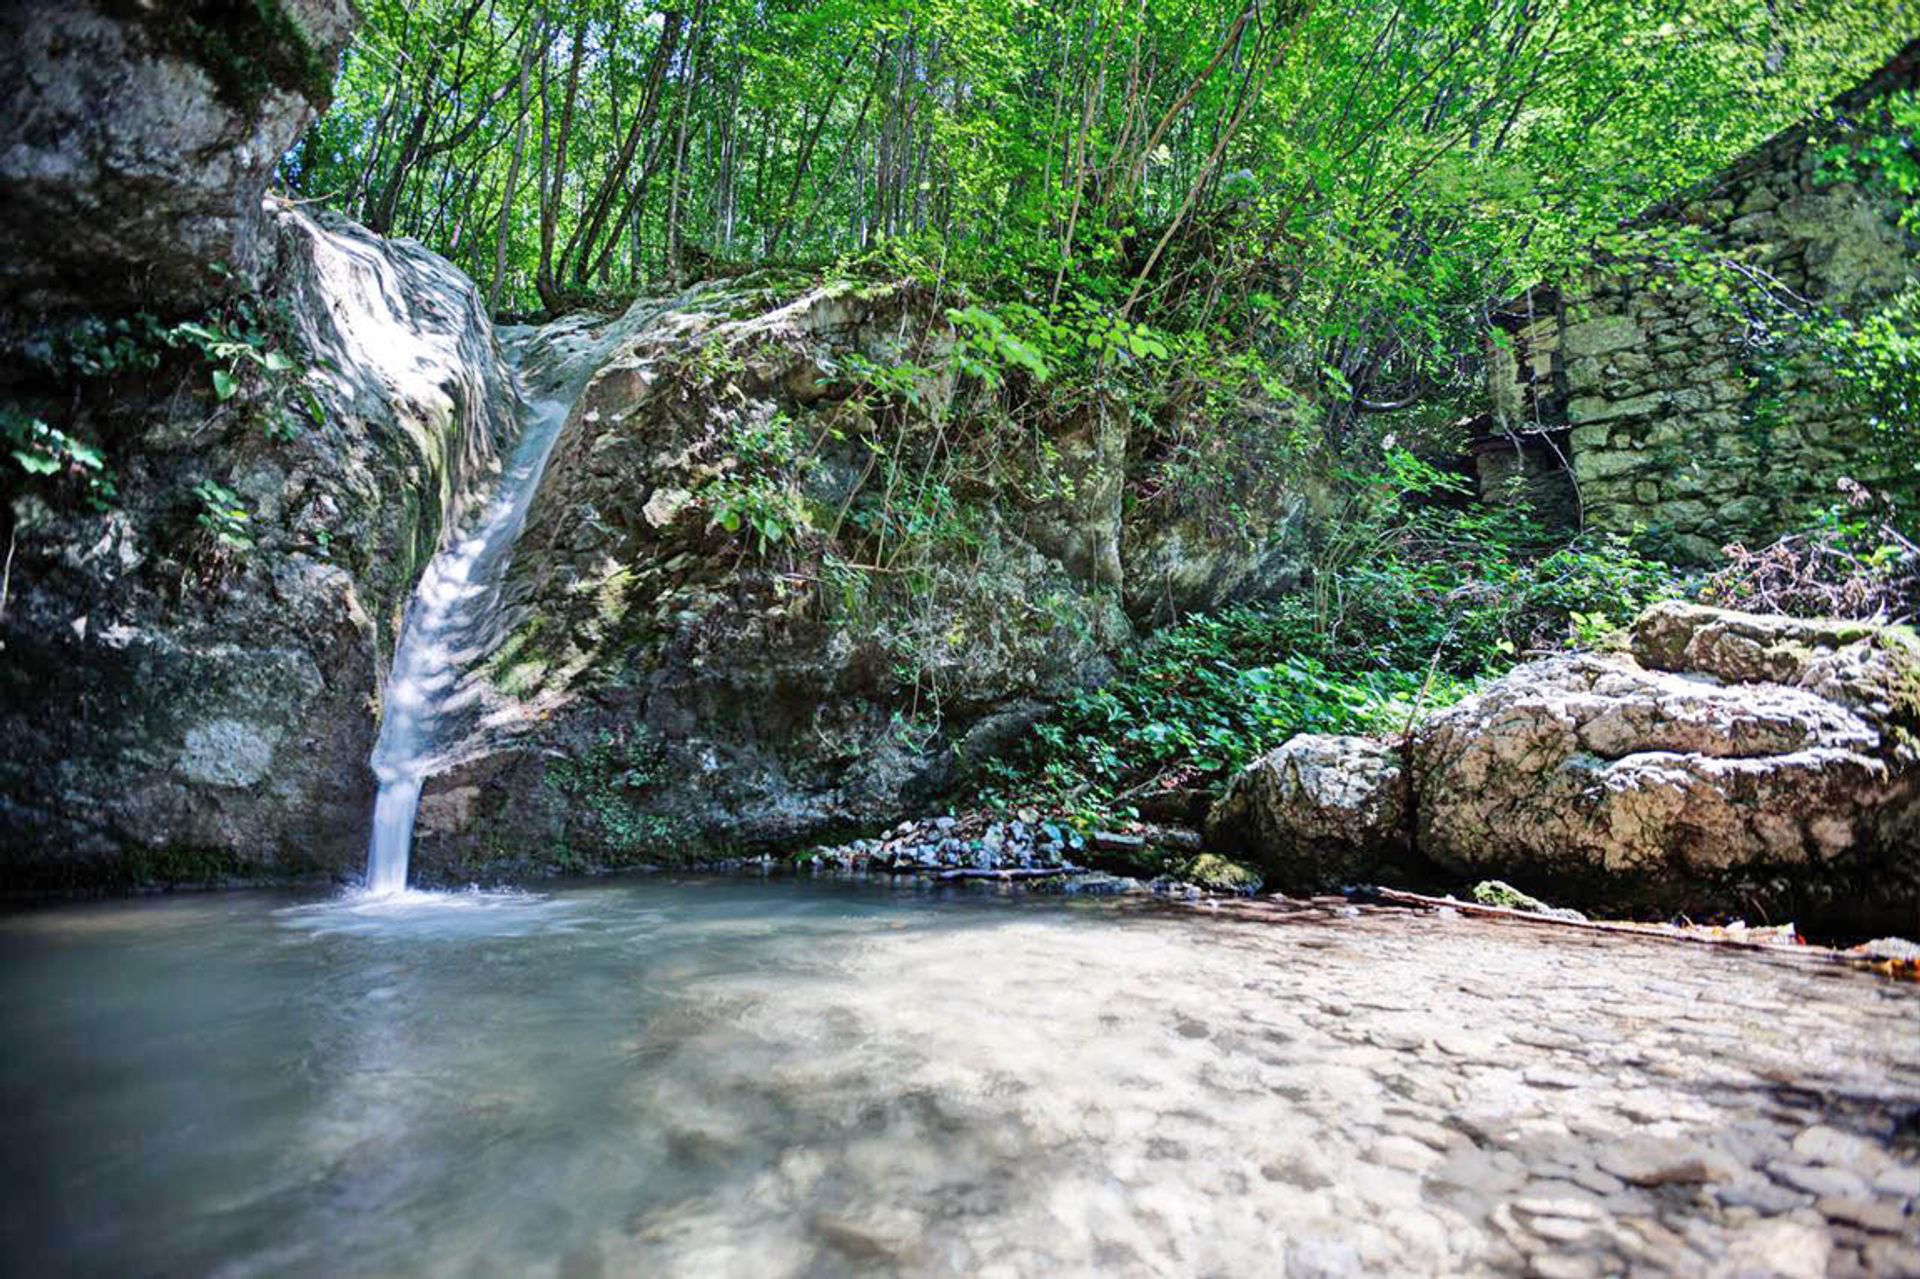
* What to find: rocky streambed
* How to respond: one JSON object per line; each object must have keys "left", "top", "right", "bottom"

{"left": 2, "top": 878, "right": 1916, "bottom": 1277}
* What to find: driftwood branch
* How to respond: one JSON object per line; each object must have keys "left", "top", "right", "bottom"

{"left": 1365, "top": 888, "right": 1842, "bottom": 964}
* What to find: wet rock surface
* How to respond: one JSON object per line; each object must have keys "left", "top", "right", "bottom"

{"left": 407, "top": 281, "right": 1151, "bottom": 874}
{"left": 0, "top": 204, "right": 517, "bottom": 886}
{"left": 797, "top": 810, "right": 1263, "bottom": 901}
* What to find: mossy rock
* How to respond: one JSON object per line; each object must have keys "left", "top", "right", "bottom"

{"left": 109, "top": 0, "right": 336, "bottom": 111}
{"left": 1184, "top": 853, "right": 1264, "bottom": 895}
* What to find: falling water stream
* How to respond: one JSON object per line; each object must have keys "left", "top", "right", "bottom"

{"left": 364, "top": 377, "right": 570, "bottom": 894}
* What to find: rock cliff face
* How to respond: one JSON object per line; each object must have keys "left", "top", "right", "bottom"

{"left": 0, "top": 204, "right": 517, "bottom": 888}
{"left": 0, "top": 0, "right": 357, "bottom": 316}
{"left": 3, "top": 232, "right": 1319, "bottom": 886}
{"left": 400, "top": 280, "right": 1139, "bottom": 877}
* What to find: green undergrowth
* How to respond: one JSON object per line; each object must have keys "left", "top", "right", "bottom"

{"left": 978, "top": 485, "right": 1685, "bottom": 825}
{"left": 543, "top": 727, "right": 685, "bottom": 856}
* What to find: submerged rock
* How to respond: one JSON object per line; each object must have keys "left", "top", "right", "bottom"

{"left": 1470, "top": 880, "right": 1587, "bottom": 922}
{"left": 1182, "top": 852, "right": 1265, "bottom": 895}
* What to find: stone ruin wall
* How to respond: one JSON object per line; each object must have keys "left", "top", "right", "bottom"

{"left": 1489, "top": 42, "right": 1918, "bottom": 562}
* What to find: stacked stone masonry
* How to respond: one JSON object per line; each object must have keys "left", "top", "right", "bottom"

{"left": 1494, "top": 41, "right": 1918, "bottom": 562}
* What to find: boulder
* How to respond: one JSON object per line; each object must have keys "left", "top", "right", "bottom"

{"left": 407, "top": 279, "right": 1138, "bottom": 869}
{"left": 0, "top": 0, "right": 357, "bottom": 314}
{"left": 1412, "top": 603, "right": 1920, "bottom": 931}
{"left": 1205, "top": 734, "right": 1409, "bottom": 888}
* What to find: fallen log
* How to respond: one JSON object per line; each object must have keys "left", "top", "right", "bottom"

{"left": 1364, "top": 887, "right": 1844, "bottom": 963}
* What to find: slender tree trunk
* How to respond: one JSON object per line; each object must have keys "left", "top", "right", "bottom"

{"left": 537, "top": 17, "right": 589, "bottom": 311}
{"left": 489, "top": 34, "right": 535, "bottom": 314}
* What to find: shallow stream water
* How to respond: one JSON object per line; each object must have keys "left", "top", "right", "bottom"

{"left": 3, "top": 878, "right": 1917, "bottom": 1277}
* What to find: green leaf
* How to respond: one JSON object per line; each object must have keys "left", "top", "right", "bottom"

{"left": 211, "top": 369, "right": 238, "bottom": 401}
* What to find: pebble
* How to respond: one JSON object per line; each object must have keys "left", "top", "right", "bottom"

{"left": 1793, "top": 1125, "right": 1890, "bottom": 1174}
{"left": 1817, "top": 1197, "right": 1911, "bottom": 1235}
{"left": 1597, "top": 1136, "right": 1727, "bottom": 1187}
{"left": 1513, "top": 1195, "right": 1604, "bottom": 1222}
{"left": 1771, "top": 1161, "right": 1873, "bottom": 1199}
{"left": 1873, "top": 1164, "right": 1920, "bottom": 1198}
{"left": 1369, "top": 1135, "right": 1441, "bottom": 1174}
{"left": 776, "top": 829, "right": 1920, "bottom": 1277}
{"left": 1720, "top": 1218, "right": 1833, "bottom": 1279}
{"left": 1713, "top": 1176, "right": 1811, "bottom": 1214}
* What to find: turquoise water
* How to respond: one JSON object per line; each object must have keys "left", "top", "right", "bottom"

{"left": 0, "top": 879, "right": 1174, "bottom": 1277}
{"left": 5, "top": 877, "right": 1917, "bottom": 1278}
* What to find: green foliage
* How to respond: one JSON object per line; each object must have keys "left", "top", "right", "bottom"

{"left": 545, "top": 728, "right": 678, "bottom": 854}
{"left": 1820, "top": 89, "right": 1920, "bottom": 234}
{"left": 946, "top": 304, "right": 1051, "bottom": 386}
{"left": 288, "top": 0, "right": 1906, "bottom": 404}
{"left": 36, "top": 315, "right": 169, "bottom": 379}
{"left": 191, "top": 480, "right": 255, "bottom": 551}
{"left": 700, "top": 410, "right": 816, "bottom": 551}
{"left": 981, "top": 461, "right": 1683, "bottom": 817}
{"left": 976, "top": 600, "right": 1440, "bottom": 822}
{"left": 1805, "top": 289, "right": 1920, "bottom": 509}
{"left": 166, "top": 302, "right": 321, "bottom": 441}
{"left": 1, "top": 409, "right": 115, "bottom": 508}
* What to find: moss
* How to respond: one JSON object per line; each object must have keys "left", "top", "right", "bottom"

{"left": 1869, "top": 626, "right": 1920, "bottom": 754}
{"left": 1471, "top": 879, "right": 1584, "bottom": 919}
{"left": 116, "top": 844, "right": 255, "bottom": 887}
{"left": 5, "top": 844, "right": 291, "bottom": 893}
{"left": 544, "top": 728, "right": 685, "bottom": 856}
{"left": 109, "top": 0, "right": 335, "bottom": 114}
{"left": 1184, "top": 853, "right": 1264, "bottom": 895}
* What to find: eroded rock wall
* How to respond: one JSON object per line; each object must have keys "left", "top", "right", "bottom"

{"left": 400, "top": 280, "right": 1139, "bottom": 877}
{"left": 0, "top": 205, "right": 518, "bottom": 888}
{"left": 0, "top": 0, "right": 357, "bottom": 316}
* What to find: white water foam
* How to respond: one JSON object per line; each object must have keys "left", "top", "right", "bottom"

{"left": 363, "top": 394, "right": 571, "bottom": 895}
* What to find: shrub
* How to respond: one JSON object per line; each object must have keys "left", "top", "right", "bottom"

{"left": 1702, "top": 491, "right": 1918, "bottom": 623}
{"left": 976, "top": 455, "right": 1686, "bottom": 820}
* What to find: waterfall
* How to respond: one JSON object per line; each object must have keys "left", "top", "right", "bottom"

{"left": 363, "top": 390, "right": 571, "bottom": 895}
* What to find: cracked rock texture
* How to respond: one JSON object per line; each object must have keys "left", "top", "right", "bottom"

{"left": 1205, "top": 733, "right": 1409, "bottom": 889}
{"left": 1413, "top": 604, "right": 1919, "bottom": 929}
{"left": 1209, "top": 603, "right": 1920, "bottom": 933}
{"left": 0, "top": 0, "right": 358, "bottom": 314}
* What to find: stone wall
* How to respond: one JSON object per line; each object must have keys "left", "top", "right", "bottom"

{"left": 1492, "top": 40, "right": 1918, "bottom": 561}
